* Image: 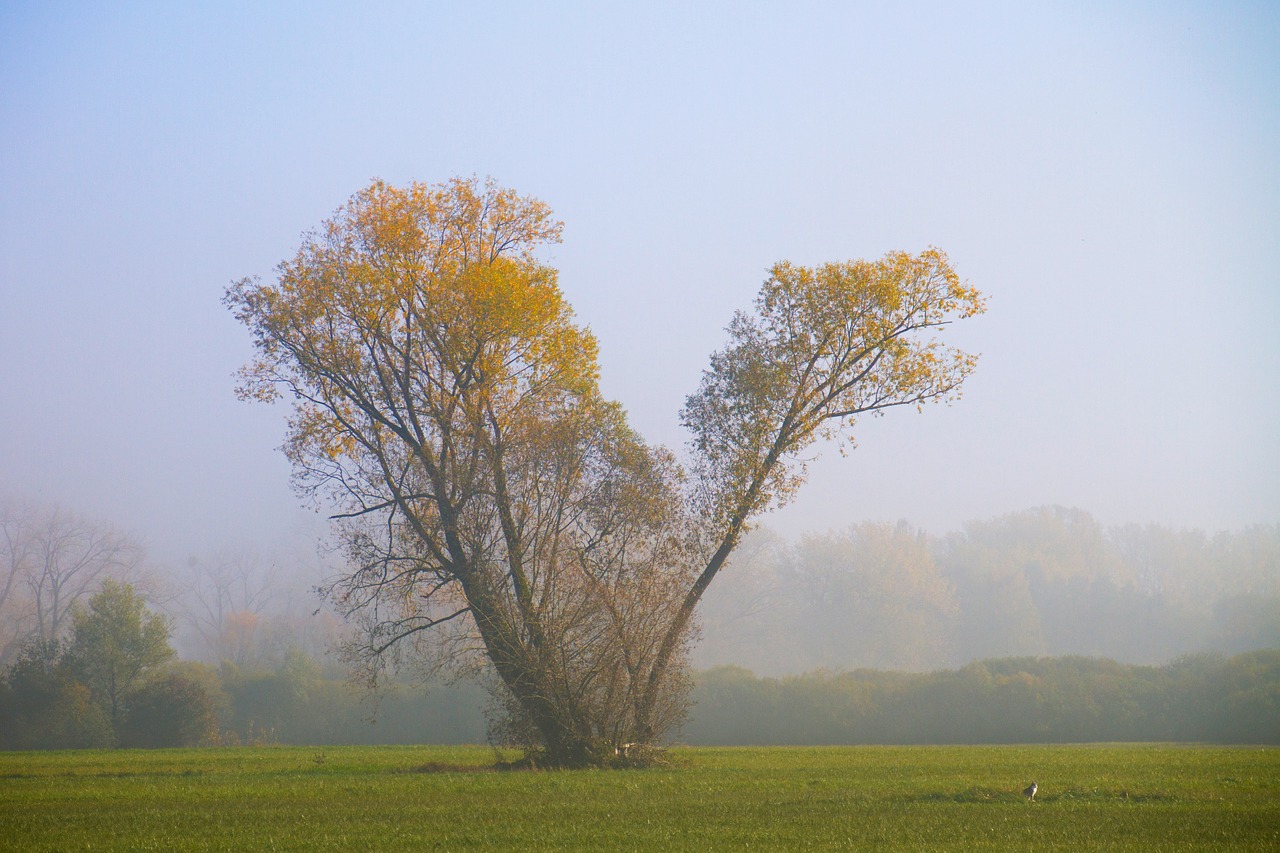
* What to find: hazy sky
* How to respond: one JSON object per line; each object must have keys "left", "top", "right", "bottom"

{"left": 2, "top": 2, "right": 1277, "bottom": 569}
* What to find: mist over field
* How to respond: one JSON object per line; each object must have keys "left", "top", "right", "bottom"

{"left": 3, "top": 497, "right": 1278, "bottom": 749}
{"left": 4, "top": 499, "right": 1275, "bottom": 675}
{"left": 698, "top": 509, "right": 1280, "bottom": 674}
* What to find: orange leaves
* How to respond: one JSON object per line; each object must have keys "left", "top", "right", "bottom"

{"left": 684, "top": 247, "right": 986, "bottom": 531}
{"left": 226, "top": 175, "right": 592, "bottom": 417}
{"left": 225, "top": 175, "right": 611, "bottom": 565}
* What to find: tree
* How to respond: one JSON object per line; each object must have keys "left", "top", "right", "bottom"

{"left": 67, "top": 579, "right": 175, "bottom": 730}
{"left": 0, "top": 503, "right": 37, "bottom": 668}
{"left": 0, "top": 636, "right": 113, "bottom": 749}
{"left": 119, "top": 674, "right": 218, "bottom": 748}
{"left": 695, "top": 524, "right": 959, "bottom": 674}
{"left": 634, "top": 249, "right": 985, "bottom": 737}
{"left": 227, "top": 177, "right": 984, "bottom": 765}
{"left": 176, "top": 551, "right": 279, "bottom": 665}
{"left": 0, "top": 501, "right": 148, "bottom": 667}
{"left": 693, "top": 529, "right": 801, "bottom": 675}
{"left": 789, "top": 522, "right": 957, "bottom": 671}
{"left": 227, "top": 178, "right": 699, "bottom": 766}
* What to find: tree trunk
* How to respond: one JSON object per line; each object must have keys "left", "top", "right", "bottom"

{"left": 461, "top": 574, "right": 599, "bottom": 767}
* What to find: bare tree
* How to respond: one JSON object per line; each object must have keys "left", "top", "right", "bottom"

{"left": 0, "top": 501, "right": 147, "bottom": 666}
{"left": 27, "top": 505, "right": 146, "bottom": 643}
{"left": 0, "top": 502, "right": 38, "bottom": 667}
{"left": 176, "top": 551, "right": 279, "bottom": 665}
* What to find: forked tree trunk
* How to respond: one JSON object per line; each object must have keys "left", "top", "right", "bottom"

{"left": 462, "top": 576, "right": 599, "bottom": 767}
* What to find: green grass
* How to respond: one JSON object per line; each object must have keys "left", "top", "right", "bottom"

{"left": 1, "top": 744, "right": 1277, "bottom": 850}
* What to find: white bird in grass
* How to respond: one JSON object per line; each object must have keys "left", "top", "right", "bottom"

{"left": 1023, "top": 782, "right": 1038, "bottom": 800}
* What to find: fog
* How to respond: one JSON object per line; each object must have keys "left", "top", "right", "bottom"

{"left": 2, "top": 4, "right": 1277, "bottom": 672}
{"left": 698, "top": 510, "right": 1280, "bottom": 675}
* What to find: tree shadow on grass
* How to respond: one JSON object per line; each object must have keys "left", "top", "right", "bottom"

{"left": 397, "top": 761, "right": 504, "bottom": 774}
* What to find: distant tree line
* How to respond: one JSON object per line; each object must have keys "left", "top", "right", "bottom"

{"left": 684, "top": 652, "right": 1280, "bottom": 745}
{"left": 698, "top": 507, "right": 1280, "bottom": 674}
{"left": 0, "top": 582, "right": 488, "bottom": 750}
{"left": 207, "top": 649, "right": 1280, "bottom": 747}
{"left": 0, "top": 580, "right": 204, "bottom": 749}
{"left": 0, "top": 499, "right": 336, "bottom": 675}
{"left": 3, "top": 500, "right": 1277, "bottom": 749}
{"left": 6, "top": 638, "right": 1277, "bottom": 748}
{"left": 7, "top": 502, "right": 1271, "bottom": 682}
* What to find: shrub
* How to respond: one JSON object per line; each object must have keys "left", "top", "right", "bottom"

{"left": 120, "top": 675, "right": 217, "bottom": 748}
{"left": 0, "top": 638, "right": 113, "bottom": 749}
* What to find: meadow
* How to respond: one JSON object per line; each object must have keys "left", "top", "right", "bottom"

{"left": 1, "top": 744, "right": 1276, "bottom": 850}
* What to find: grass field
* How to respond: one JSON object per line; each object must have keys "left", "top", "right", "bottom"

{"left": 1, "top": 744, "right": 1276, "bottom": 850}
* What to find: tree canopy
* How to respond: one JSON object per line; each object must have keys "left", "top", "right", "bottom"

{"left": 227, "top": 176, "right": 985, "bottom": 766}
{"left": 68, "top": 579, "right": 174, "bottom": 729}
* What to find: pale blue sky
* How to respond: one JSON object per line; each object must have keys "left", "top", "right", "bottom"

{"left": 1, "top": 1, "right": 1276, "bottom": 567}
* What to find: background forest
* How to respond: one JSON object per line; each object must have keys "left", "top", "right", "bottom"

{"left": 2, "top": 500, "right": 1277, "bottom": 748}
{"left": 697, "top": 505, "right": 1280, "bottom": 673}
